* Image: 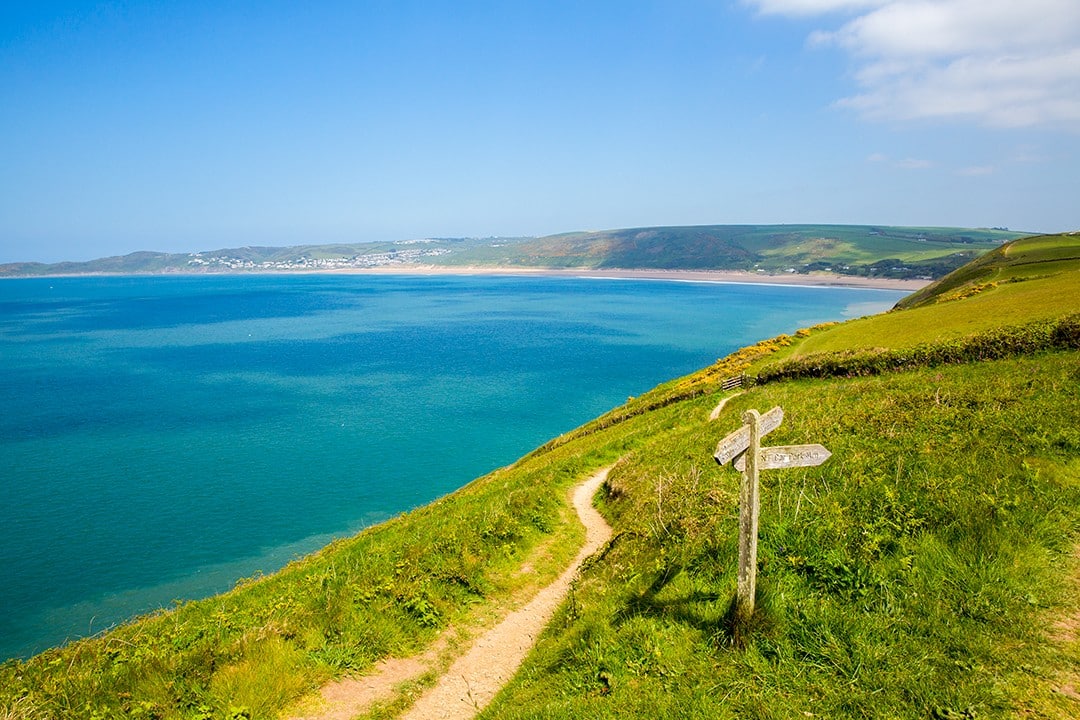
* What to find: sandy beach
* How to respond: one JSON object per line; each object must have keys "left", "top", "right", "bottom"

{"left": 9, "top": 265, "right": 933, "bottom": 291}
{"left": 327, "top": 264, "right": 933, "bottom": 291}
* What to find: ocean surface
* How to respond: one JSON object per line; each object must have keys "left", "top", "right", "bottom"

{"left": 0, "top": 273, "right": 906, "bottom": 659}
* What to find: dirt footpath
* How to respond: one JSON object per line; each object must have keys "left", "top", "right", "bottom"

{"left": 400, "top": 467, "right": 613, "bottom": 719}
{"left": 288, "top": 467, "right": 613, "bottom": 720}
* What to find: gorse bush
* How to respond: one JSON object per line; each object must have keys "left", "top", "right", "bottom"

{"left": 1052, "top": 312, "right": 1080, "bottom": 348}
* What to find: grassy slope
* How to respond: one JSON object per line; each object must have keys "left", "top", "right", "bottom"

{"left": 485, "top": 354, "right": 1080, "bottom": 720}
{"left": 784, "top": 233, "right": 1080, "bottom": 357}
{"left": 895, "top": 232, "right": 1080, "bottom": 311}
{"left": 480, "top": 233, "right": 1080, "bottom": 719}
{"left": 2, "top": 234, "right": 1078, "bottom": 719}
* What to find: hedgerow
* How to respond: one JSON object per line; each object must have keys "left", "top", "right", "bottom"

{"left": 755, "top": 313, "right": 1080, "bottom": 384}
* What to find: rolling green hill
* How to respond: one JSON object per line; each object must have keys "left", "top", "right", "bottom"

{"left": 444, "top": 224, "right": 1021, "bottom": 279}
{"left": 772, "top": 232, "right": 1080, "bottom": 358}
{"left": 896, "top": 231, "right": 1080, "bottom": 311}
{"left": 0, "top": 225, "right": 1023, "bottom": 280}
{"left": 2, "top": 233, "right": 1078, "bottom": 719}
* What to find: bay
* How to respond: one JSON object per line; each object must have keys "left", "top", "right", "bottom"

{"left": 0, "top": 273, "right": 905, "bottom": 659}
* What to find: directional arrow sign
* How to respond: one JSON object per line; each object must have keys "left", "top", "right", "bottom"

{"left": 713, "top": 406, "right": 783, "bottom": 465}
{"left": 716, "top": 406, "right": 832, "bottom": 622}
{"left": 734, "top": 443, "right": 831, "bottom": 472}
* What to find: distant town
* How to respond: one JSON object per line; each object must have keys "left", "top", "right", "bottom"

{"left": 185, "top": 247, "right": 452, "bottom": 271}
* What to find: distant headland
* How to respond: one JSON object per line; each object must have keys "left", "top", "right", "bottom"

{"left": 0, "top": 223, "right": 1025, "bottom": 288}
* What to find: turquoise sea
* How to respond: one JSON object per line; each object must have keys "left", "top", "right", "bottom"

{"left": 0, "top": 274, "right": 906, "bottom": 659}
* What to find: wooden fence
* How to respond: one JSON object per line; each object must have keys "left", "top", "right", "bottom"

{"left": 720, "top": 374, "right": 750, "bottom": 391}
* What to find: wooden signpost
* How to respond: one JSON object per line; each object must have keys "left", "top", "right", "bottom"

{"left": 713, "top": 406, "right": 830, "bottom": 621}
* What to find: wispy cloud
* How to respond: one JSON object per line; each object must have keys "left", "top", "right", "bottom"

{"left": 1010, "top": 145, "right": 1047, "bottom": 163}
{"left": 866, "top": 153, "right": 934, "bottom": 169}
{"left": 746, "top": 0, "right": 1080, "bottom": 129}
{"left": 868, "top": 155, "right": 1002, "bottom": 174}
{"left": 749, "top": 0, "right": 889, "bottom": 16}
{"left": 897, "top": 157, "right": 932, "bottom": 169}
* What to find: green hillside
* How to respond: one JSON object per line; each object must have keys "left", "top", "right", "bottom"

{"left": 2, "top": 234, "right": 1078, "bottom": 719}
{"left": 896, "top": 231, "right": 1080, "bottom": 311}
{"left": 0, "top": 225, "right": 1023, "bottom": 280}
{"left": 774, "top": 232, "right": 1080, "bottom": 358}
{"left": 444, "top": 224, "right": 1021, "bottom": 279}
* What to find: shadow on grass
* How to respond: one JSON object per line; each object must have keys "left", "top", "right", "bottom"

{"left": 617, "top": 564, "right": 778, "bottom": 650}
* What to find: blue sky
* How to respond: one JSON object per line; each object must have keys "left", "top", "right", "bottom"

{"left": 2, "top": 1, "right": 1078, "bottom": 263}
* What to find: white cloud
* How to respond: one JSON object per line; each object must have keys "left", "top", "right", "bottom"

{"left": 748, "top": 0, "right": 1080, "bottom": 129}
{"left": 868, "top": 155, "right": 996, "bottom": 173}
{"left": 865, "top": 153, "right": 935, "bottom": 169}
{"left": 816, "top": 1, "right": 1080, "bottom": 58}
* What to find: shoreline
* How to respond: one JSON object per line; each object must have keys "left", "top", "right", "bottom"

{"left": 4, "top": 265, "right": 932, "bottom": 291}
{"left": 335, "top": 265, "right": 932, "bottom": 291}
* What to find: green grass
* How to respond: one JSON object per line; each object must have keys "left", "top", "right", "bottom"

{"left": 3, "top": 232, "right": 1079, "bottom": 719}
{"left": 468, "top": 232, "right": 1080, "bottom": 719}
{"left": 779, "top": 233, "right": 1080, "bottom": 357}
{"left": 896, "top": 231, "right": 1080, "bottom": 311}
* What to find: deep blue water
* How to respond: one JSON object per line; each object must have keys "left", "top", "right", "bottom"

{"left": 0, "top": 273, "right": 905, "bottom": 659}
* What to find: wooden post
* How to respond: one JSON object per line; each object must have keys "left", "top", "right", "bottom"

{"left": 714, "top": 405, "right": 829, "bottom": 626}
{"left": 737, "top": 408, "right": 761, "bottom": 621}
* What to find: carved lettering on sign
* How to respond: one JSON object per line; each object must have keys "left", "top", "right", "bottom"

{"left": 734, "top": 444, "right": 832, "bottom": 471}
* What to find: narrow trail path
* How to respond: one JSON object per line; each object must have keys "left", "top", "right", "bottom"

{"left": 1049, "top": 546, "right": 1080, "bottom": 706}
{"left": 709, "top": 390, "right": 744, "bottom": 421}
{"left": 400, "top": 466, "right": 612, "bottom": 719}
{"left": 288, "top": 467, "right": 613, "bottom": 720}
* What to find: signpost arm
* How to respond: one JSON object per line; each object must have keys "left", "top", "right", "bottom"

{"left": 737, "top": 409, "right": 761, "bottom": 621}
